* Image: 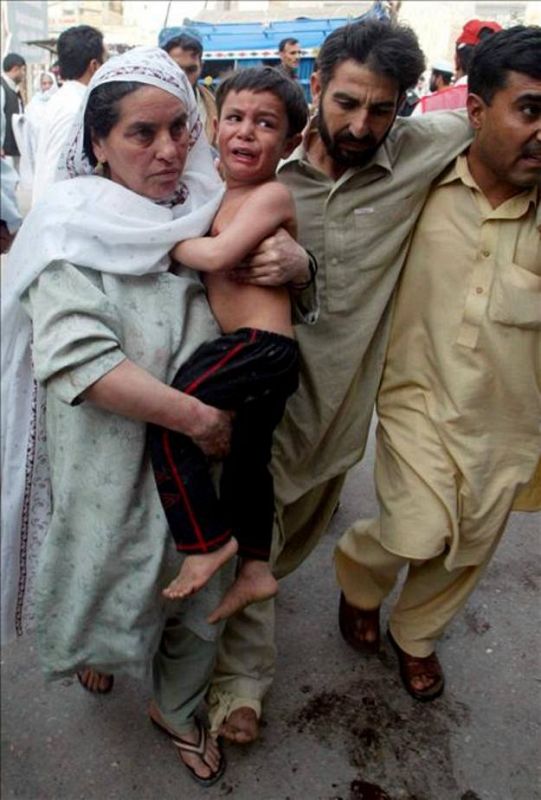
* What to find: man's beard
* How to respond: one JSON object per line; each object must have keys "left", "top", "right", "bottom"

{"left": 317, "top": 105, "right": 391, "bottom": 169}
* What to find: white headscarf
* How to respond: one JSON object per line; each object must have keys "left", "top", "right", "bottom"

{"left": 35, "top": 70, "right": 58, "bottom": 101}
{"left": 1, "top": 46, "right": 224, "bottom": 645}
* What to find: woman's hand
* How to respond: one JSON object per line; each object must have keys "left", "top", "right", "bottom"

{"left": 228, "top": 227, "right": 310, "bottom": 287}
{"left": 82, "top": 359, "right": 234, "bottom": 458}
{"left": 188, "top": 400, "right": 234, "bottom": 459}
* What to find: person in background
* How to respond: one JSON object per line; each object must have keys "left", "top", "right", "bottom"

{"left": 414, "top": 18, "right": 502, "bottom": 114}
{"left": 336, "top": 24, "right": 540, "bottom": 703}
{"left": 159, "top": 26, "right": 218, "bottom": 149}
{"left": 0, "top": 79, "right": 22, "bottom": 252}
{"left": 277, "top": 37, "right": 301, "bottom": 80}
{"left": 25, "top": 71, "right": 59, "bottom": 131}
{"left": 1, "top": 53, "right": 26, "bottom": 169}
{"left": 12, "top": 71, "right": 59, "bottom": 204}
{"left": 411, "top": 59, "right": 454, "bottom": 115}
{"left": 32, "top": 25, "right": 105, "bottom": 204}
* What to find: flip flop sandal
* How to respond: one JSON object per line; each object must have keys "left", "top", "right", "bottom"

{"left": 150, "top": 706, "right": 226, "bottom": 787}
{"left": 338, "top": 592, "right": 381, "bottom": 654}
{"left": 76, "top": 669, "right": 114, "bottom": 694}
{"left": 387, "top": 630, "right": 445, "bottom": 702}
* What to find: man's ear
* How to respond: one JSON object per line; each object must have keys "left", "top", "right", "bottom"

{"left": 89, "top": 58, "right": 101, "bottom": 77}
{"left": 282, "top": 132, "right": 302, "bottom": 159}
{"left": 466, "top": 92, "right": 487, "bottom": 130}
{"left": 310, "top": 70, "right": 323, "bottom": 106}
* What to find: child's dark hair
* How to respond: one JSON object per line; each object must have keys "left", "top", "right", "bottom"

{"left": 215, "top": 66, "right": 308, "bottom": 137}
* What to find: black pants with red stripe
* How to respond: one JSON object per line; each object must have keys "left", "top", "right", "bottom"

{"left": 148, "top": 328, "right": 299, "bottom": 561}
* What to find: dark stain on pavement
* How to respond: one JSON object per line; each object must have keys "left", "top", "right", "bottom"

{"left": 288, "top": 653, "right": 470, "bottom": 798}
{"left": 349, "top": 778, "right": 392, "bottom": 799}
{"left": 463, "top": 607, "right": 491, "bottom": 635}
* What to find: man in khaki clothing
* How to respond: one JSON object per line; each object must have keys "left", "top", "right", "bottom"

{"left": 208, "top": 18, "right": 473, "bottom": 741}
{"left": 336, "top": 25, "right": 541, "bottom": 701}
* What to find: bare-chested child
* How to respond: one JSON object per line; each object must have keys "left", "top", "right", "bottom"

{"left": 148, "top": 67, "right": 309, "bottom": 624}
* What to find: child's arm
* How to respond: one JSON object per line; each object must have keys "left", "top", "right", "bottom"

{"left": 172, "top": 182, "right": 296, "bottom": 273}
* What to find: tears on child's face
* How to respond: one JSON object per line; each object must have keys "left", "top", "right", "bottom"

{"left": 217, "top": 89, "right": 293, "bottom": 185}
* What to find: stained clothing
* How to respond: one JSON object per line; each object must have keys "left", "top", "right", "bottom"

{"left": 1, "top": 75, "right": 23, "bottom": 156}
{"left": 20, "top": 258, "right": 232, "bottom": 676}
{"left": 149, "top": 328, "right": 299, "bottom": 561}
{"left": 208, "top": 111, "right": 473, "bottom": 724}
{"left": 335, "top": 153, "right": 540, "bottom": 655}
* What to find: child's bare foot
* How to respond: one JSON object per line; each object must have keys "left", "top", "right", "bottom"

{"left": 163, "top": 538, "right": 238, "bottom": 599}
{"left": 207, "top": 560, "right": 278, "bottom": 624}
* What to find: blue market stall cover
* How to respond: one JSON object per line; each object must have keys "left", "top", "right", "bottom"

{"left": 177, "top": 4, "right": 388, "bottom": 99}
{"left": 182, "top": 5, "right": 387, "bottom": 58}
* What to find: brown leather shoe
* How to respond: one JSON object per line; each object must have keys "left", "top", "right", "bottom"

{"left": 387, "top": 630, "right": 445, "bottom": 702}
{"left": 338, "top": 592, "right": 381, "bottom": 654}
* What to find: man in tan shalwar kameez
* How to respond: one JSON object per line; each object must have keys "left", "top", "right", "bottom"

{"left": 336, "top": 25, "right": 541, "bottom": 701}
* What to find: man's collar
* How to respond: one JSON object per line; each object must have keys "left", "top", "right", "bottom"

{"left": 439, "top": 152, "right": 538, "bottom": 217}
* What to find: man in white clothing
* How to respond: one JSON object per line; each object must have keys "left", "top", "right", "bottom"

{"left": 32, "top": 25, "right": 105, "bottom": 204}
{"left": 413, "top": 18, "right": 501, "bottom": 115}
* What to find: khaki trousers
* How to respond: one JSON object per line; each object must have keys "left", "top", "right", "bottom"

{"left": 208, "top": 474, "right": 346, "bottom": 729}
{"left": 335, "top": 517, "right": 505, "bottom": 657}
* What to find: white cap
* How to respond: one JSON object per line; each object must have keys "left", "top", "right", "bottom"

{"left": 432, "top": 59, "right": 454, "bottom": 74}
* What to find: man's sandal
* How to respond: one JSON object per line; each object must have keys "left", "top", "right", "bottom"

{"left": 338, "top": 592, "right": 381, "bottom": 654}
{"left": 149, "top": 704, "right": 226, "bottom": 787}
{"left": 76, "top": 669, "right": 114, "bottom": 694}
{"left": 387, "top": 630, "right": 445, "bottom": 702}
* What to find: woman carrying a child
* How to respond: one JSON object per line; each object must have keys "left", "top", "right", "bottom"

{"left": 1, "top": 47, "right": 312, "bottom": 786}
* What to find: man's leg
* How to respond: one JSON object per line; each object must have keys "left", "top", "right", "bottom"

{"left": 337, "top": 517, "right": 506, "bottom": 697}
{"left": 389, "top": 544, "right": 499, "bottom": 658}
{"left": 208, "top": 474, "right": 346, "bottom": 741}
{"left": 335, "top": 518, "right": 407, "bottom": 650}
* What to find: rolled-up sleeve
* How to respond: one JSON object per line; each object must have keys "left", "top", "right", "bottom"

{"left": 21, "top": 259, "right": 127, "bottom": 405}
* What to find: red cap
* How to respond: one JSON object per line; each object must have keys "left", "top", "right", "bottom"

{"left": 456, "top": 19, "right": 502, "bottom": 47}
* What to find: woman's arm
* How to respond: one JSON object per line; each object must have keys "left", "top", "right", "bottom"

{"left": 82, "top": 359, "right": 233, "bottom": 458}
{"left": 172, "top": 181, "right": 296, "bottom": 273}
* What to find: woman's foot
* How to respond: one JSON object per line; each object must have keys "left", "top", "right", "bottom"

{"left": 149, "top": 702, "right": 225, "bottom": 785}
{"left": 219, "top": 706, "right": 259, "bottom": 744}
{"left": 76, "top": 668, "right": 114, "bottom": 694}
{"left": 207, "top": 560, "right": 278, "bottom": 624}
{"left": 163, "top": 538, "right": 238, "bottom": 599}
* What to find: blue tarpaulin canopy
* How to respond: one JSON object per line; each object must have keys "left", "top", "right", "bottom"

{"left": 164, "top": 5, "right": 388, "bottom": 99}
{"left": 182, "top": 6, "right": 387, "bottom": 59}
